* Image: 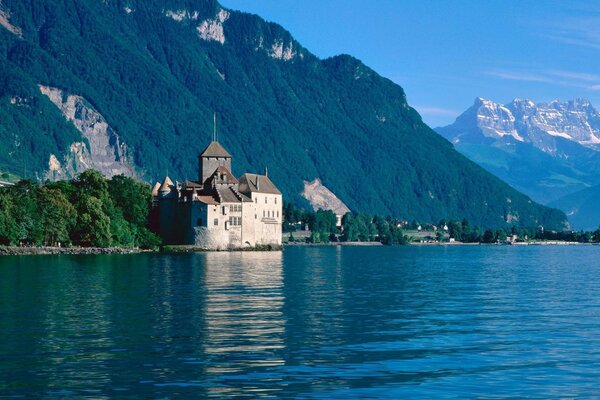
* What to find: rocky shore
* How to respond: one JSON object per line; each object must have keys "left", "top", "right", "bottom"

{"left": 0, "top": 246, "right": 144, "bottom": 256}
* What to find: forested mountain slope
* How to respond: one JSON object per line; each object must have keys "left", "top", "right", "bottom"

{"left": 0, "top": 0, "right": 567, "bottom": 228}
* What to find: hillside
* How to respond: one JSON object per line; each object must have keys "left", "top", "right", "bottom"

{"left": 550, "top": 185, "right": 600, "bottom": 231}
{"left": 0, "top": 0, "right": 567, "bottom": 228}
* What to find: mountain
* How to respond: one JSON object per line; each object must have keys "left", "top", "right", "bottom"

{"left": 549, "top": 185, "right": 600, "bottom": 231}
{"left": 437, "top": 98, "right": 600, "bottom": 204}
{"left": 0, "top": 0, "right": 567, "bottom": 229}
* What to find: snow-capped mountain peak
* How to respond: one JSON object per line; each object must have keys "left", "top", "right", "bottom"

{"left": 442, "top": 97, "right": 600, "bottom": 153}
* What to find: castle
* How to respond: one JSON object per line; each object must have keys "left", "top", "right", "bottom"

{"left": 153, "top": 140, "right": 282, "bottom": 250}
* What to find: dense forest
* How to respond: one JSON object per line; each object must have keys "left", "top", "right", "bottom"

{"left": 0, "top": 0, "right": 567, "bottom": 229}
{"left": 0, "top": 171, "right": 160, "bottom": 248}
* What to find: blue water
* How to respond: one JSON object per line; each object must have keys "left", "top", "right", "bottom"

{"left": 1, "top": 246, "right": 600, "bottom": 398}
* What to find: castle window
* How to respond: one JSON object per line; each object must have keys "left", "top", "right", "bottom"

{"left": 255, "top": 197, "right": 257, "bottom": 204}
{"left": 265, "top": 197, "right": 267, "bottom": 204}
{"left": 277, "top": 211, "right": 279, "bottom": 218}
{"left": 214, "top": 218, "right": 219, "bottom": 226}
{"left": 255, "top": 214, "right": 257, "bottom": 219}
{"left": 225, "top": 221, "right": 229, "bottom": 230}
{"left": 223, "top": 206, "right": 227, "bottom": 215}
{"left": 275, "top": 198, "right": 277, "bottom": 204}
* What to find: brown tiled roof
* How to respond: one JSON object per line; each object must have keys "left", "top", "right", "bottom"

{"left": 196, "top": 195, "right": 218, "bottom": 205}
{"left": 218, "top": 187, "right": 242, "bottom": 203}
{"left": 182, "top": 180, "right": 203, "bottom": 190}
{"left": 199, "top": 141, "right": 232, "bottom": 158}
{"left": 239, "top": 173, "right": 281, "bottom": 195}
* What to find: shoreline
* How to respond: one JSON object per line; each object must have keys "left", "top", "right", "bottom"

{"left": 1, "top": 241, "right": 597, "bottom": 256}
{"left": 284, "top": 241, "right": 383, "bottom": 247}
{"left": 0, "top": 246, "right": 146, "bottom": 256}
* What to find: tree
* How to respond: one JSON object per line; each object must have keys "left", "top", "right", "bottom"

{"left": 448, "top": 220, "right": 463, "bottom": 241}
{"left": 108, "top": 175, "right": 151, "bottom": 227}
{"left": 74, "top": 170, "right": 110, "bottom": 203}
{"left": 38, "top": 187, "right": 76, "bottom": 245}
{"left": 0, "top": 191, "right": 19, "bottom": 245}
{"left": 482, "top": 230, "right": 495, "bottom": 243}
{"left": 495, "top": 229, "right": 507, "bottom": 242}
{"left": 73, "top": 195, "right": 112, "bottom": 247}
{"left": 593, "top": 227, "right": 600, "bottom": 243}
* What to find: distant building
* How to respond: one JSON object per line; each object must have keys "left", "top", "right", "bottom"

{"left": 153, "top": 140, "right": 282, "bottom": 250}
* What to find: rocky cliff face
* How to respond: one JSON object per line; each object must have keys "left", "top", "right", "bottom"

{"left": 39, "top": 86, "right": 136, "bottom": 180}
{"left": 0, "top": 0, "right": 21, "bottom": 37}
{"left": 302, "top": 179, "right": 350, "bottom": 216}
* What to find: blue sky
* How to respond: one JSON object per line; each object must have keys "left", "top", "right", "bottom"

{"left": 220, "top": 0, "right": 600, "bottom": 127}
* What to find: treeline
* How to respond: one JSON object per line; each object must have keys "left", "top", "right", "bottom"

{"left": 285, "top": 204, "right": 600, "bottom": 245}
{"left": 407, "top": 218, "right": 600, "bottom": 244}
{"left": 0, "top": 170, "right": 160, "bottom": 248}
{"left": 283, "top": 203, "right": 408, "bottom": 245}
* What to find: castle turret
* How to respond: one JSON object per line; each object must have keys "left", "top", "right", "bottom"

{"left": 159, "top": 176, "right": 175, "bottom": 198}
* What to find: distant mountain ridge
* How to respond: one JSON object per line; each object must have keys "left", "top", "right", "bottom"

{"left": 550, "top": 184, "right": 600, "bottom": 231}
{"left": 437, "top": 97, "right": 600, "bottom": 205}
{"left": 0, "top": 0, "right": 567, "bottom": 229}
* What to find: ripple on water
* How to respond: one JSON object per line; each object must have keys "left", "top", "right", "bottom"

{"left": 0, "top": 247, "right": 600, "bottom": 397}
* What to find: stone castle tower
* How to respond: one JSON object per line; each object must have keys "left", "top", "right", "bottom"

{"left": 153, "top": 139, "right": 282, "bottom": 250}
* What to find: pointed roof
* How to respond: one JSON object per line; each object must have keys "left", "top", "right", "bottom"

{"left": 159, "top": 176, "right": 174, "bottom": 192}
{"left": 152, "top": 182, "right": 161, "bottom": 196}
{"left": 200, "top": 141, "right": 232, "bottom": 158}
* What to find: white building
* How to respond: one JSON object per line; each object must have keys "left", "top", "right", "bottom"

{"left": 154, "top": 140, "right": 282, "bottom": 250}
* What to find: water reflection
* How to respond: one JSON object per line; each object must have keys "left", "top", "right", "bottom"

{"left": 2, "top": 247, "right": 600, "bottom": 398}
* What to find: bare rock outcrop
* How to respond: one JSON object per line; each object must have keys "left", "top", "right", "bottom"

{"left": 302, "top": 178, "right": 350, "bottom": 216}
{"left": 0, "top": 1, "right": 22, "bottom": 37}
{"left": 39, "top": 85, "right": 136, "bottom": 180}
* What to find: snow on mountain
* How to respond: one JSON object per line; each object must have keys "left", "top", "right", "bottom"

{"left": 436, "top": 97, "right": 600, "bottom": 207}
{"left": 443, "top": 97, "right": 600, "bottom": 154}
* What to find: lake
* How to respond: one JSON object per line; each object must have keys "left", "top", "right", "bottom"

{"left": 1, "top": 246, "right": 600, "bottom": 398}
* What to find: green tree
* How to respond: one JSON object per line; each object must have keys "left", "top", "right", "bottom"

{"left": 38, "top": 187, "right": 76, "bottom": 245}
{"left": 482, "top": 230, "right": 495, "bottom": 243}
{"left": 448, "top": 220, "right": 463, "bottom": 241}
{"left": 74, "top": 195, "right": 112, "bottom": 247}
{"left": 108, "top": 175, "right": 151, "bottom": 227}
{"left": 495, "top": 229, "right": 507, "bottom": 242}
{"left": 0, "top": 191, "right": 19, "bottom": 245}
{"left": 593, "top": 227, "right": 600, "bottom": 243}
